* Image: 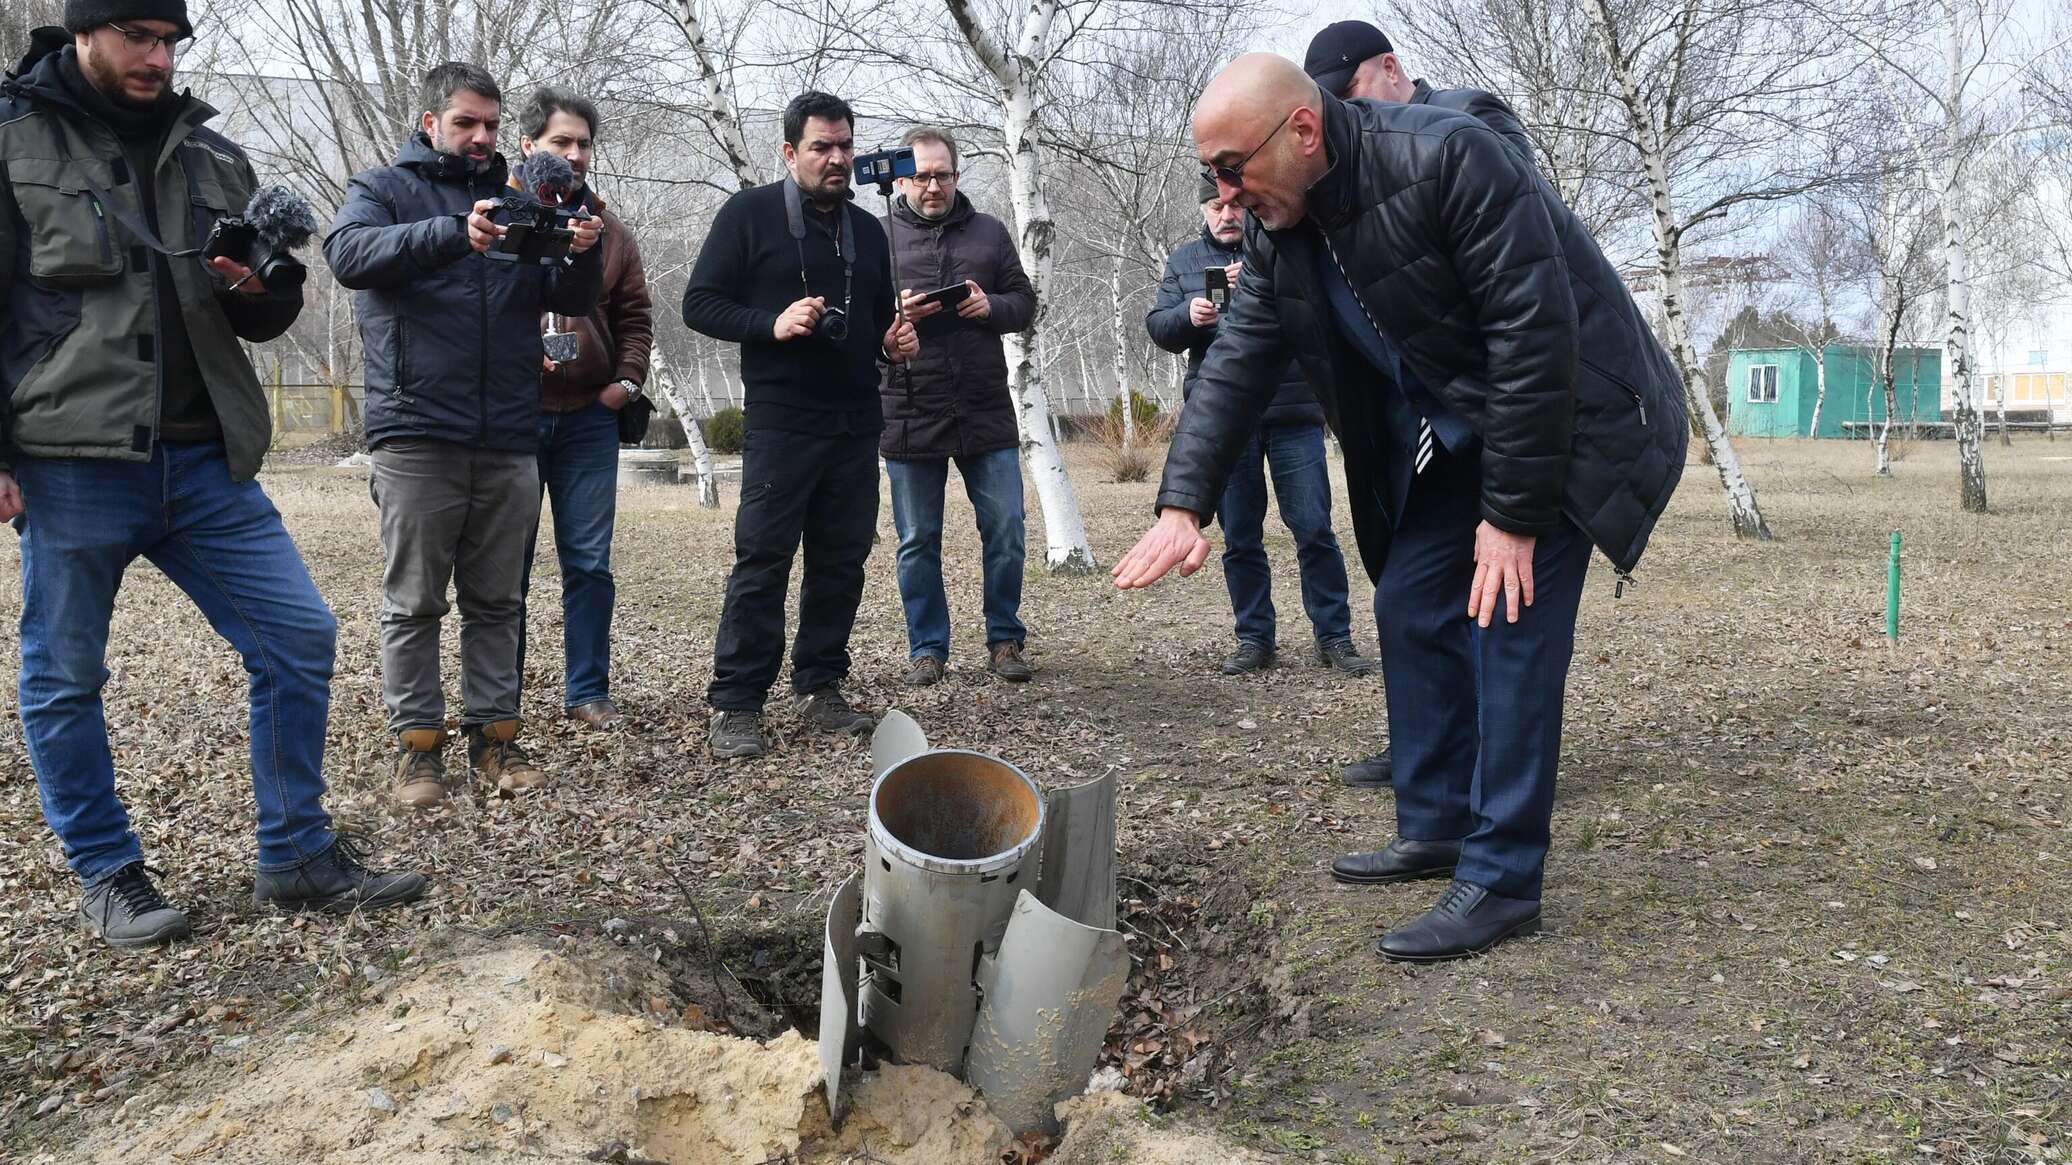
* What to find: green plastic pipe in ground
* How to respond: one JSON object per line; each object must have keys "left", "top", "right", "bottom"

{"left": 1887, "top": 531, "right": 1901, "bottom": 642}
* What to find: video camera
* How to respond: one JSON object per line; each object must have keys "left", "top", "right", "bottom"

{"left": 853, "top": 146, "right": 917, "bottom": 192}
{"left": 484, "top": 152, "right": 594, "bottom": 266}
{"left": 201, "top": 186, "right": 318, "bottom": 292}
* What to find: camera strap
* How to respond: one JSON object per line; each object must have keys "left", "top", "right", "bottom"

{"left": 784, "top": 176, "right": 855, "bottom": 320}
{"left": 50, "top": 131, "right": 203, "bottom": 259}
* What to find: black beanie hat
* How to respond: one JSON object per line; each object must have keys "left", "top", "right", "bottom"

{"left": 1198, "top": 174, "right": 1220, "bottom": 204}
{"left": 64, "top": 0, "right": 193, "bottom": 39}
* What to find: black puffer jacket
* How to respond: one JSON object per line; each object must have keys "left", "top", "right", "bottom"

{"left": 1410, "top": 79, "right": 1536, "bottom": 169}
{"left": 877, "top": 193, "right": 1035, "bottom": 459}
{"left": 1146, "top": 228, "right": 1323, "bottom": 428}
{"left": 324, "top": 134, "right": 604, "bottom": 453}
{"left": 1156, "top": 94, "right": 1687, "bottom": 579}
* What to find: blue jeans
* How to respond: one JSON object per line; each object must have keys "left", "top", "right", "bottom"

{"left": 1219, "top": 423, "right": 1354, "bottom": 649}
{"left": 521, "top": 402, "right": 619, "bottom": 708}
{"left": 885, "top": 447, "right": 1027, "bottom": 660}
{"left": 13, "top": 443, "right": 337, "bottom": 885}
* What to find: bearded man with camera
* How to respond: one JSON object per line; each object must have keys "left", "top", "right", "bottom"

{"left": 1, "top": 2, "right": 427, "bottom": 949}
{"left": 681, "top": 90, "right": 919, "bottom": 760}
{"left": 325, "top": 61, "right": 605, "bottom": 807}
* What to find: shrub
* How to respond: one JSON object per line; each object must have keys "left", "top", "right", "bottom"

{"left": 1105, "top": 390, "right": 1163, "bottom": 433}
{"left": 1091, "top": 409, "right": 1176, "bottom": 483}
{"left": 703, "top": 406, "right": 745, "bottom": 454}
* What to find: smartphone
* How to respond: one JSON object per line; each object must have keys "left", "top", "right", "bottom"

{"left": 1204, "top": 266, "right": 1228, "bottom": 308}
{"left": 919, "top": 282, "right": 972, "bottom": 308}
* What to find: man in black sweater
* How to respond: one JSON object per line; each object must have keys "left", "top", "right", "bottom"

{"left": 682, "top": 91, "right": 918, "bottom": 759}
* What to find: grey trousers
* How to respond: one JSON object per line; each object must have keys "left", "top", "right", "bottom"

{"left": 370, "top": 439, "right": 541, "bottom": 734}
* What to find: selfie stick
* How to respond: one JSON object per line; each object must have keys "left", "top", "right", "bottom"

{"left": 868, "top": 169, "right": 917, "bottom": 398}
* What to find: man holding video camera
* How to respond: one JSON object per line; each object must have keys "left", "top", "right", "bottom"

{"left": 1148, "top": 178, "right": 1375, "bottom": 680}
{"left": 682, "top": 91, "right": 918, "bottom": 759}
{"left": 514, "top": 86, "right": 654, "bottom": 733}
{"left": 877, "top": 127, "right": 1037, "bottom": 688}
{"left": 326, "top": 62, "right": 605, "bottom": 806}
{"left": 0, "top": 2, "right": 426, "bottom": 949}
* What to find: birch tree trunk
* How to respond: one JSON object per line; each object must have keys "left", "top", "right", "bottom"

{"left": 1810, "top": 348, "right": 1828, "bottom": 438}
{"left": 1585, "top": 0, "right": 1773, "bottom": 539}
{"left": 944, "top": 0, "right": 1097, "bottom": 572}
{"left": 693, "top": 340, "right": 717, "bottom": 415}
{"left": 673, "top": 0, "right": 763, "bottom": 190}
{"left": 650, "top": 345, "right": 721, "bottom": 508}
{"left": 1109, "top": 253, "right": 1135, "bottom": 450}
{"left": 1940, "top": 0, "right": 1987, "bottom": 510}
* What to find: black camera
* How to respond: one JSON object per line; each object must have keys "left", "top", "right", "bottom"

{"left": 853, "top": 146, "right": 917, "bottom": 190}
{"left": 818, "top": 305, "right": 850, "bottom": 342}
{"left": 202, "top": 186, "right": 317, "bottom": 292}
{"left": 487, "top": 152, "right": 592, "bottom": 266}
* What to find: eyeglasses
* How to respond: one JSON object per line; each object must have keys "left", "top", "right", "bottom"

{"left": 1199, "top": 110, "right": 1294, "bottom": 190}
{"left": 106, "top": 22, "right": 188, "bottom": 55}
{"left": 910, "top": 171, "right": 958, "bottom": 189}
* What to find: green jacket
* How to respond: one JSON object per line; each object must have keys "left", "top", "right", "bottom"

{"left": 1, "top": 32, "right": 301, "bottom": 478}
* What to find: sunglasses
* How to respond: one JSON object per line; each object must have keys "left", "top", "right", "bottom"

{"left": 1199, "top": 109, "right": 1295, "bottom": 190}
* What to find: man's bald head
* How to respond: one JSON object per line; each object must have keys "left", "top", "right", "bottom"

{"left": 1193, "top": 53, "right": 1331, "bottom": 230}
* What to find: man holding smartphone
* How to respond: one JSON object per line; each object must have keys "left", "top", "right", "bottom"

{"left": 1147, "top": 178, "right": 1375, "bottom": 678}
{"left": 877, "top": 126, "right": 1038, "bottom": 686}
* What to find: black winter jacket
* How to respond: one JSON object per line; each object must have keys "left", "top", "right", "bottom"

{"left": 1146, "top": 227, "right": 1323, "bottom": 428}
{"left": 877, "top": 192, "right": 1035, "bottom": 459}
{"left": 1156, "top": 94, "right": 1687, "bottom": 579}
{"left": 1410, "top": 80, "right": 1536, "bottom": 169}
{"left": 324, "top": 134, "right": 605, "bottom": 454}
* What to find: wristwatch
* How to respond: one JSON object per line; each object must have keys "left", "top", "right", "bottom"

{"left": 617, "top": 379, "right": 645, "bottom": 400}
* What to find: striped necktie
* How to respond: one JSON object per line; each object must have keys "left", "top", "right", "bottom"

{"left": 1325, "top": 242, "right": 1434, "bottom": 475}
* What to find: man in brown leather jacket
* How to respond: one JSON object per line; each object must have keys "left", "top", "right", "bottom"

{"left": 516, "top": 87, "right": 653, "bottom": 732}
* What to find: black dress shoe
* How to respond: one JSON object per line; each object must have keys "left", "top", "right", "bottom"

{"left": 1376, "top": 880, "right": 1541, "bottom": 962}
{"left": 1330, "top": 837, "right": 1461, "bottom": 885}
{"left": 1221, "top": 641, "right": 1274, "bottom": 675}
{"left": 1341, "top": 748, "right": 1393, "bottom": 788}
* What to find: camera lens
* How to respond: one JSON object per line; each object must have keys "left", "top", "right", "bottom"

{"left": 820, "top": 307, "right": 849, "bottom": 342}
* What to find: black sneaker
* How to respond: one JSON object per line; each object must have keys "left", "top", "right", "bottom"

{"left": 709, "top": 709, "right": 769, "bottom": 758}
{"left": 1221, "top": 641, "right": 1275, "bottom": 675}
{"left": 79, "top": 863, "right": 191, "bottom": 950}
{"left": 1317, "top": 639, "right": 1378, "bottom": 676}
{"left": 794, "top": 687, "right": 874, "bottom": 736}
{"left": 254, "top": 834, "right": 428, "bottom": 915}
{"left": 1342, "top": 748, "right": 1393, "bottom": 788}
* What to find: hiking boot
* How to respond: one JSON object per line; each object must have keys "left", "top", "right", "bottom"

{"left": 903, "top": 656, "right": 947, "bottom": 687}
{"left": 254, "top": 833, "right": 428, "bottom": 915}
{"left": 392, "top": 728, "right": 450, "bottom": 808}
{"left": 79, "top": 863, "right": 190, "bottom": 950}
{"left": 987, "top": 641, "right": 1035, "bottom": 682}
{"left": 467, "top": 719, "right": 545, "bottom": 794}
{"left": 1318, "top": 639, "right": 1378, "bottom": 676}
{"left": 566, "top": 699, "right": 624, "bottom": 729}
{"left": 1221, "top": 641, "right": 1274, "bottom": 675}
{"left": 709, "top": 709, "right": 769, "bottom": 759}
{"left": 794, "top": 687, "right": 874, "bottom": 736}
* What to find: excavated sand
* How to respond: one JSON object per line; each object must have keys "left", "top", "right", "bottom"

{"left": 59, "top": 941, "right": 1265, "bottom": 1164}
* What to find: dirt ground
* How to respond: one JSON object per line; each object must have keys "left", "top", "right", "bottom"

{"left": 1, "top": 437, "right": 2067, "bottom": 1164}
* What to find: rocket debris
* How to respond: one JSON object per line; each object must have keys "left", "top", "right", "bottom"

{"left": 819, "top": 710, "right": 1126, "bottom": 1136}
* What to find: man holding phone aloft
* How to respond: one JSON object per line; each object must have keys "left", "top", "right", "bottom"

{"left": 1147, "top": 178, "right": 1376, "bottom": 678}
{"left": 876, "top": 127, "right": 1038, "bottom": 686}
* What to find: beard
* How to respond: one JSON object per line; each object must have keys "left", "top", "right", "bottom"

{"left": 433, "top": 129, "right": 495, "bottom": 172}
{"left": 81, "top": 49, "right": 169, "bottom": 108}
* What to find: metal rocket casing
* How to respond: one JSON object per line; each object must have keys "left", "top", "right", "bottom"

{"left": 859, "top": 747, "right": 1046, "bottom": 1074}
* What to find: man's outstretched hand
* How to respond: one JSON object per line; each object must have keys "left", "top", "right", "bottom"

{"left": 1113, "top": 508, "right": 1211, "bottom": 589}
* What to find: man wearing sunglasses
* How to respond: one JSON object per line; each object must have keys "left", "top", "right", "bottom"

{"left": 1116, "top": 54, "right": 1687, "bottom": 962}
{"left": 0, "top": 1, "right": 427, "bottom": 949}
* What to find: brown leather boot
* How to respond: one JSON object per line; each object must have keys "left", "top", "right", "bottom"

{"left": 392, "top": 729, "right": 450, "bottom": 808}
{"left": 466, "top": 719, "right": 545, "bottom": 795}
